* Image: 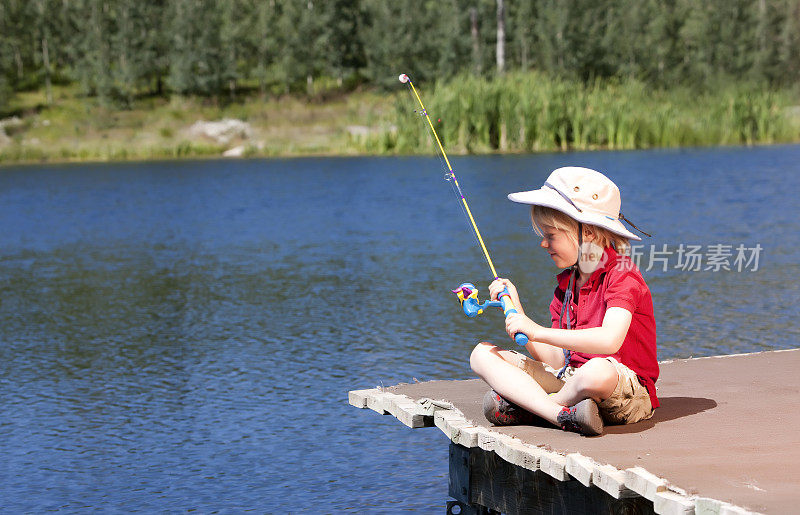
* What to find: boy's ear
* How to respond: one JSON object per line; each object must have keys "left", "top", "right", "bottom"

{"left": 582, "top": 225, "right": 596, "bottom": 242}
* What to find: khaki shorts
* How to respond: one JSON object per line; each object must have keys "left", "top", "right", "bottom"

{"left": 509, "top": 351, "right": 654, "bottom": 425}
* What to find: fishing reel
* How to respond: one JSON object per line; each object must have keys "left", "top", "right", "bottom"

{"left": 452, "top": 283, "right": 502, "bottom": 317}
{"left": 451, "top": 283, "right": 529, "bottom": 346}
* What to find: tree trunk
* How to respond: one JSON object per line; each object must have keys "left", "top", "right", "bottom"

{"left": 42, "top": 35, "right": 53, "bottom": 105}
{"left": 520, "top": 31, "right": 528, "bottom": 70}
{"left": 470, "top": 8, "right": 481, "bottom": 75}
{"left": 259, "top": 3, "right": 270, "bottom": 99}
{"left": 496, "top": 0, "right": 505, "bottom": 75}
{"left": 14, "top": 45, "right": 23, "bottom": 81}
{"left": 229, "top": 42, "right": 236, "bottom": 99}
{"left": 756, "top": 0, "right": 767, "bottom": 77}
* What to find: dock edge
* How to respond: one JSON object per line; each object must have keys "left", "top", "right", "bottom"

{"left": 348, "top": 387, "right": 761, "bottom": 515}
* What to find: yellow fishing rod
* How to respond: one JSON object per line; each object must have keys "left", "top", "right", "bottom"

{"left": 398, "top": 73, "right": 528, "bottom": 346}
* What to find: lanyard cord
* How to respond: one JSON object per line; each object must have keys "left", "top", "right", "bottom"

{"left": 556, "top": 223, "right": 582, "bottom": 379}
{"left": 556, "top": 272, "right": 575, "bottom": 379}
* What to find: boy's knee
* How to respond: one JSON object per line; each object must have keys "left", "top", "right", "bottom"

{"left": 469, "top": 342, "right": 496, "bottom": 375}
{"left": 572, "top": 358, "right": 619, "bottom": 398}
{"left": 583, "top": 357, "right": 617, "bottom": 373}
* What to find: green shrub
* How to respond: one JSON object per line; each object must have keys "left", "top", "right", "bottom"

{"left": 387, "top": 72, "right": 800, "bottom": 153}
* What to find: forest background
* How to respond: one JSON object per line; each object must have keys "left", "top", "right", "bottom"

{"left": 1, "top": 0, "right": 799, "bottom": 163}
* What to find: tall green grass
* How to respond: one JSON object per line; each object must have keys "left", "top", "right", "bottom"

{"left": 0, "top": 141, "right": 226, "bottom": 164}
{"left": 1, "top": 76, "right": 798, "bottom": 165}
{"left": 371, "top": 72, "right": 800, "bottom": 154}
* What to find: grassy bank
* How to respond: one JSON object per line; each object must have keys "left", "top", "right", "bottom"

{"left": 1, "top": 73, "right": 799, "bottom": 165}
{"left": 377, "top": 72, "right": 800, "bottom": 154}
{"left": 0, "top": 85, "right": 395, "bottom": 164}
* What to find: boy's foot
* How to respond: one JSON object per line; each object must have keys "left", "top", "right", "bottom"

{"left": 557, "top": 399, "right": 604, "bottom": 436}
{"left": 482, "top": 389, "right": 537, "bottom": 426}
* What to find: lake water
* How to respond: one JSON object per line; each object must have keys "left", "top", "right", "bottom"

{"left": 1, "top": 145, "right": 798, "bottom": 512}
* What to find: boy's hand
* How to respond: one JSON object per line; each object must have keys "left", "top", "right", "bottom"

{"left": 488, "top": 278, "right": 518, "bottom": 301}
{"left": 489, "top": 277, "right": 525, "bottom": 317}
{"left": 505, "top": 313, "right": 541, "bottom": 341}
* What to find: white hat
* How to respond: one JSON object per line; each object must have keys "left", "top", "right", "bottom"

{"left": 507, "top": 166, "right": 641, "bottom": 241}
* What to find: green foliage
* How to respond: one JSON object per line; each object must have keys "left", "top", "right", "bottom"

{"left": 1, "top": 0, "right": 800, "bottom": 164}
{"left": 371, "top": 71, "right": 800, "bottom": 154}
{"left": 0, "top": 77, "right": 797, "bottom": 164}
{"left": 168, "top": 0, "right": 226, "bottom": 96}
{"left": 3, "top": 0, "right": 800, "bottom": 100}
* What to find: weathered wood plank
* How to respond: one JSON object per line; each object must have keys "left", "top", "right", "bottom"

{"left": 435, "top": 410, "right": 481, "bottom": 448}
{"left": 453, "top": 424, "right": 482, "bottom": 449}
{"left": 364, "top": 390, "right": 393, "bottom": 415}
{"left": 626, "top": 466, "right": 669, "bottom": 500}
{"left": 654, "top": 490, "right": 696, "bottom": 515}
{"left": 449, "top": 443, "right": 471, "bottom": 504}
{"left": 594, "top": 463, "right": 638, "bottom": 499}
{"left": 539, "top": 451, "right": 570, "bottom": 481}
{"left": 347, "top": 388, "right": 379, "bottom": 408}
{"left": 477, "top": 430, "right": 500, "bottom": 452}
{"left": 694, "top": 497, "right": 759, "bottom": 515}
{"left": 382, "top": 394, "right": 432, "bottom": 428}
{"left": 566, "top": 453, "right": 596, "bottom": 487}
{"left": 416, "top": 397, "right": 455, "bottom": 414}
{"left": 456, "top": 444, "right": 655, "bottom": 514}
{"left": 718, "top": 504, "right": 755, "bottom": 515}
{"left": 505, "top": 439, "right": 542, "bottom": 472}
{"left": 694, "top": 497, "right": 724, "bottom": 515}
{"left": 494, "top": 436, "right": 536, "bottom": 472}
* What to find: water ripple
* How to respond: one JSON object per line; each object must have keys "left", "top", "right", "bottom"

{"left": 0, "top": 148, "right": 798, "bottom": 510}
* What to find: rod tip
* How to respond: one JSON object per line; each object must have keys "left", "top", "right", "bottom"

{"left": 398, "top": 74, "right": 409, "bottom": 84}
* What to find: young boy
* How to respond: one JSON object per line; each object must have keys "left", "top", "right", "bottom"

{"left": 470, "top": 166, "right": 658, "bottom": 436}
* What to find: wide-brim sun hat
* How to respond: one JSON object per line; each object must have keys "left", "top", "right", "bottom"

{"left": 507, "top": 166, "right": 641, "bottom": 241}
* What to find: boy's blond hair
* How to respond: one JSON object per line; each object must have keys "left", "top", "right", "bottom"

{"left": 531, "top": 205, "right": 629, "bottom": 254}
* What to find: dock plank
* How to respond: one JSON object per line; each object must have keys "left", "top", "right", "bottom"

{"left": 593, "top": 463, "right": 637, "bottom": 499}
{"left": 626, "top": 466, "right": 670, "bottom": 500}
{"left": 566, "top": 453, "right": 596, "bottom": 487}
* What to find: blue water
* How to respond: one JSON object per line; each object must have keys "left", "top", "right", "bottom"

{"left": 0, "top": 146, "right": 798, "bottom": 511}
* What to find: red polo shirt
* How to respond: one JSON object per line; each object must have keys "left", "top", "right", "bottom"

{"left": 549, "top": 247, "right": 659, "bottom": 408}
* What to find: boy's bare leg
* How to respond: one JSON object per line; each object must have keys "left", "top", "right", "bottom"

{"left": 479, "top": 344, "right": 565, "bottom": 393}
{"left": 470, "top": 343, "right": 564, "bottom": 425}
{"left": 523, "top": 339, "right": 567, "bottom": 372}
{"left": 513, "top": 353, "right": 566, "bottom": 394}
{"left": 549, "top": 357, "right": 619, "bottom": 407}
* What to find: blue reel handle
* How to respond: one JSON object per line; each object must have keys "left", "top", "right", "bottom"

{"left": 498, "top": 288, "right": 529, "bottom": 346}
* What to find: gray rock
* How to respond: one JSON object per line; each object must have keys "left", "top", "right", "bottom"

{"left": 187, "top": 119, "right": 252, "bottom": 145}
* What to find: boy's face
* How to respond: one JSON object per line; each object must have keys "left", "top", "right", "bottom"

{"left": 539, "top": 225, "right": 578, "bottom": 269}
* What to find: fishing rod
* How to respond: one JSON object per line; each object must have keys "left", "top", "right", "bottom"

{"left": 398, "top": 73, "right": 528, "bottom": 346}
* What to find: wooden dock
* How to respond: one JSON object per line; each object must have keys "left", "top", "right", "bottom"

{"left": 350, "top": 349, "right": 800, "bottom": 514}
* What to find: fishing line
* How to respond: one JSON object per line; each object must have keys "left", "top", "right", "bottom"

{"left": 399, "top": 73, "right": 528, "bottom": 346}
{"left": 414, "top": 110, "right": 487, "bottom": 268}
{"left": 399, "top": 73, "right": 500, "bottom": 280}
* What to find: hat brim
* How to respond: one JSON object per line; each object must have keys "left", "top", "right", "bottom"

{"left": 508, "top": 188, "right": 641, "bottom": 241}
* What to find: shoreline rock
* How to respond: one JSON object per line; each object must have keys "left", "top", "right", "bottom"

{"left": 186, "top": 119, "right": 252, "bottom": 145}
